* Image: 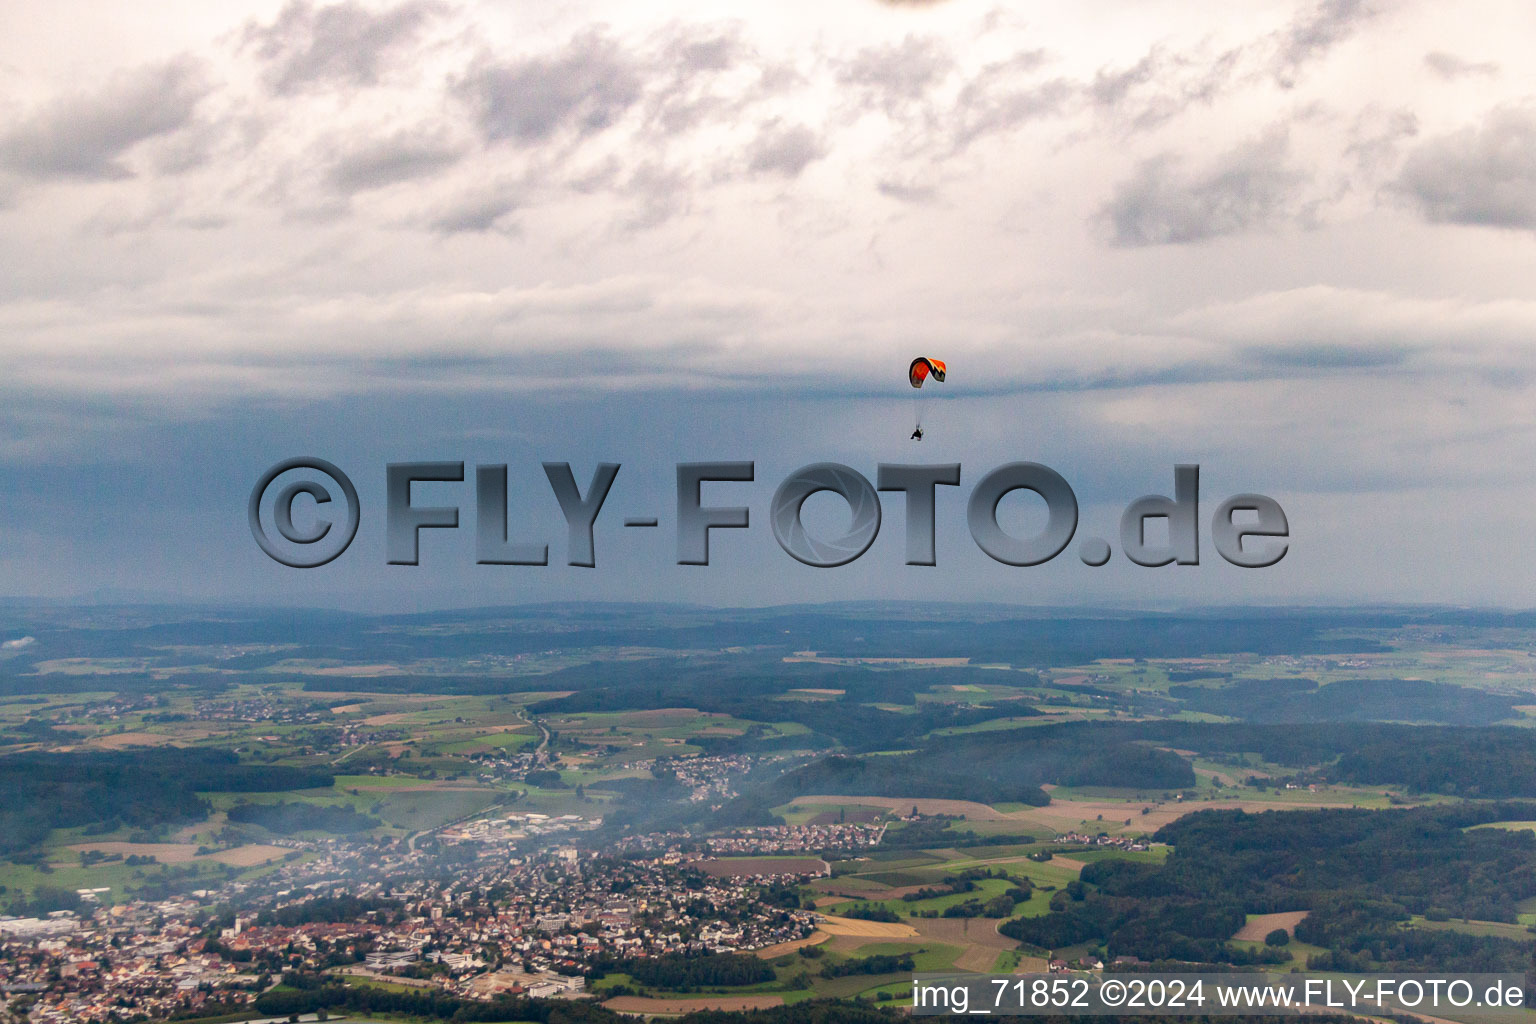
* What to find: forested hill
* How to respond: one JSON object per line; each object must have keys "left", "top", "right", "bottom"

{"left": 0, "top": 749, "right": 331, "bottom": 861}
{"left": 1001, "top": 801, "right": 1536, "bottom": 969}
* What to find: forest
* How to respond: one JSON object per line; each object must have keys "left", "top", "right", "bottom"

{"left": 625, "top": 952, "right": 777, "bottom": 989}
{"left": 0, "top": 748, "right": 333, "bottom": 860}
{"left": 1002, "top": 802, "right": 1536, "bottom": 970}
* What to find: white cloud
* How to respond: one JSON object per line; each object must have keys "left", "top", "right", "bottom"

{"left": 243, "top": 0, "right": 447, "bottom": 93}
{"left": 0, "top": 58, "right": 211, "bottom": 180}
{"left": 1100, "top": 128, "right": 1307, "bottom": 246}
{"left": 1396, "top": 106, "right": 1536, "bottom": 229}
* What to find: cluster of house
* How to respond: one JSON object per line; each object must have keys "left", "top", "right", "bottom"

{"left": 0, "top": 902, "right": 262, "bottom": 1023}
{"left": 621, "top": 821, "right": 886, "bottom": 858}
{"left": 0, "top": 840, "right": 823, "bottom": 1023}
{"left": 1047, "top": 954, "right": 1145, "bottom": 973}
{"left": 439, "top": 812, "right": 598, "bottom": 844}
{"left": 192, "top": 696, "right": 331, "bottom": 725}
{"left": 464, "top": 736, "right": 559, "bottom": 781}
{"left": 641, "top": 754, "right": 760, "bottom": 803}
{"left": 1052, "top": 833, "right": 1155, "bottom": 851}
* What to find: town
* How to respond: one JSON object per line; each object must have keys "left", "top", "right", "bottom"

{"left": 0, "top": 821, "right": 849, "bottom": 1023}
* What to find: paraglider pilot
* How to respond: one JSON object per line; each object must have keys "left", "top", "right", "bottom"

{"left": 908, "top": 357, "right": 944, "bottom": 441}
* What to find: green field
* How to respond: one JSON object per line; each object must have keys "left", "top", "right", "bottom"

{"left": 1409, "top": 915, "right": 1535, "bottom": 941}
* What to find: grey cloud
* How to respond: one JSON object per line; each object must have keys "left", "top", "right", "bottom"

{"left": 836, "top": 36, "right": 954, "bottom": 117}
{"left": 458, "top": 31, "right": 643, "bottom": 145}
{"left": 877, "top": 179, "right": 938, "bottom": 204}
{"left": 622, "top": 162, "right": 694, "bottom": 229}
{"left": 1246, "top": 341, "right": 1410, "bottom": 370}
{"left": 1164, "top": 287, "right": 1536, "bottom": 376}
{"left": 1102, "top": 129, "right": 1306, "bottom": 246}
{"left": 746, "top": 122, "right": 825, "bottom": 177}
{"left": 1089, "top": 45, "right": 1241, "bottom": 132}
{"left": 950, "top": 52, "right": 1066, "bottom": 151}
{"left": 1423, "top": 51, "right": 1499, "bottom": 80}
{"left": 1396, "top": 107, "right": 1536, "bottom": 229}
{"left": 428, "top": 186, "right": 522, "bottom": 233}
{"left": 326, "top": 131, "right": 462, "bottom": 193}
{"left": 148, "top": 119, "right": 227, "bottom": 176}
{"left": 0, "top": 58, "right": 209, "bottom": 180}
{"left": 645, "top": 26, "right": 759, "bottom": 136}
{"left": 567, "top": 157, "right": 624, "bottom": 195}
{"left": 1090, "top": 51, "right": 1161, "bottom": 108}
{"left": 1273, "top": 0, "right": 1377, "bottom": 88}
{"left": 1343, "top": 107, "right": 1417, "bottom": 177}
{"left": 245, "top": 0, "right": 443, "bottom": 94}
{"left": 660, "top": 27, "right": 745, "bottom": 74}
{"left": 647, "top": 91, "right": 732, "bottom": 137}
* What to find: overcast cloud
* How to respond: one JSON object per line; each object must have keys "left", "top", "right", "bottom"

{"left": 2, "top": 0, "right": 1536, "bottom": 609}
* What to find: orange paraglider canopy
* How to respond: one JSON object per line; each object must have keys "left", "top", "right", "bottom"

{"left": 909, "top": 357, "right": 946, "bottom": 388}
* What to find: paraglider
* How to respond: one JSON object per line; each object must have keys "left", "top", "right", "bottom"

{"left": 909, "top": 357, "right": 945, "bottom": 388}
{"left": 908, "top": 357, "right": 945, "bottom": 439}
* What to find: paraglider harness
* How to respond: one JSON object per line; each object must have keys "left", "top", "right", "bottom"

{"left": 911, "top": 427, "right": 923, "bottom": 441}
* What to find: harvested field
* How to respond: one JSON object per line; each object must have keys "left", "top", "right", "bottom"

{"left": 955, "top": 946, "right": 1002, "bottom": 972}
{"left": 1014, "top": 955, "right": 1050, "bottom": 974}
{"left": 817, "top": 914, "right": 919, "bottom": 938}
{"left": 360, "top": 712, "right": 417, "bottom": 726}
{"left": 212, "top": 844, "right": 290, "bottom": 866}
{"left": 1233, "top": 911, "right": 1309, "bottom": 941}
{"left": 82, "top": 732, "right": 187, "bottom": 749}
{"left": 67, "top": 842, "right": 288, "bottom": 866}
{"left": 911, "top": 916, "right": 1019, "bottom": 950}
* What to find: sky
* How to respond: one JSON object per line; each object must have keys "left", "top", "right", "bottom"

{"left": 2, "top": 0, "right": 1536, "bottom": 610}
